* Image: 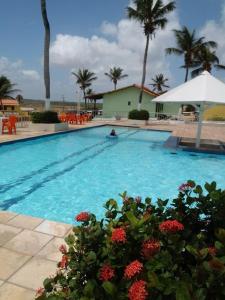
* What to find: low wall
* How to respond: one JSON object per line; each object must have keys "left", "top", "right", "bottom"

{"left": 28, "top": 122, "right": 69, "bottom": 132}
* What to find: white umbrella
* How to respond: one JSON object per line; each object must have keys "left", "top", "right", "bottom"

{"left": 153, "top": 71, "right": 225, "bottom": 148}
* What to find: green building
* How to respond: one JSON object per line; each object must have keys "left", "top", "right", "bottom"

{"left": 88, "top": 84, "right": 181, "bottom": 118}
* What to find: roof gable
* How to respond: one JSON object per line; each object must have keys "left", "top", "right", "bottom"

{"left": 86, "top": 84, "right": 158, "bottom": 100}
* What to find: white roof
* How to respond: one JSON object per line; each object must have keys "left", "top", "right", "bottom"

{"left": 153, "top": 71, "right": 225, "bottom": 105}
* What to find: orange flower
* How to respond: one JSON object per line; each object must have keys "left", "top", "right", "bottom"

{"left": 142, "top": 239, "right": 160, "bottom": 259}
{"left": 128, "top": 280, "right": 148, "bottom": 300}
{"left": 111, "top": 228, "right": 126, "bottom": 243}
{"left": 75, "top": 212, "right": 90, "bottom": 222}
{"left": 124, "top": 260, "right": 143, "bottom": 279}
{"left": 159, "top": 220, "right": 184, "bottom": 233}
{"left": 99, "top": 264, "right": 115, "bottom": 281}
{"left": 60, "top": 255, "right": 68, "bottom": 268}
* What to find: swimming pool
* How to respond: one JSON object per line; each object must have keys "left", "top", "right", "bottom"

{"left": 0, "top": 126, "right": 225, "bottom": 224}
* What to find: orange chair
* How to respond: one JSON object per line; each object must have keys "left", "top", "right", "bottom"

{"left": 2, "top": 115, "right": 17, "bottom": 134}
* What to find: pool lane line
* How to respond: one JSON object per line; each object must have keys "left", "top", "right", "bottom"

{"left": 0, "top": 129, "right": 131, "bottom": 193}
{"left": 0, "top": 129, "right": 139, "bottom": 211}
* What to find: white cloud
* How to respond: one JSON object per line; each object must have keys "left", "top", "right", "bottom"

{"left": 21, "top": 70, "right": 40, "bottom": 80}
{"left": 0, "top": 56, "right": 41, "bottom": 98}
{"left": 200, "top": 1, "right": 225, "bottom": 65}
{"left": 100, "top": 21, "right": 118, "bottom": 36}
{"left": 50, "top": 9, "right": 180, "bottom": 92}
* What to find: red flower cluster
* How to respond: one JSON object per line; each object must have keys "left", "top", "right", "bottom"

{"left": 159, "top": 220, "right": 184, "bottom": 233}
{"left": 123, "top": 197, "right": 130, "bottom": 205}
{"left": 75, "top": 212, "right": 90, "bottom": 222}
{"left": 135, "top": 196, "right": 142, "bottom": 204}
{"left": 59, "top": 244, "right": 67, "bottom": 254}
{"left": 128, "top": 280, "right": 148, "bottom": 300}
{"left": 36, "top": 287, "right": 45, "bottom": 297}
{"left": 179, "top": 182, "right": 194, "bottom": 192}
{"left": 60, "top": 255, "right": 68, "bottom": 268}
{"left": 111, "top": 228, "right": 126, "bottom": 243}
{"left": 124, "top": 260, "right": 143, "bottom": 279}
{"left": 99, "top": 264, "right": 115, "bottom": 281}
{"left": 208, "top": 247, "right": 217, "bottom": 256}
{"left": 142, "top": 239, "right": 160, "bottom": 259}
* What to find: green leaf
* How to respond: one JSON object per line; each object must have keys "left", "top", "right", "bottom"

{"left": 215, "top": 241, "right": 224, "bottom": 250}
{"left": 199, "top": 248, "right": 208, "bottom": 259}
{"left": 102, "top": 281, "right": 117, "bottom": 296}
{"left": 148, "top": 271, "right": 159, "bottom": 287}
{"left": 186, "top": 245, "right": 198, "bottom": 258}
{"left": 194, "top": 185, "right": 203, "bottom": 194}
{"left": 125, "top": 211, "right": 138, "bottom": 226}
{"left": 86, "top": 251, "right": 96, "bottom": 263}
{"left": 84, "top": 280, "right": 95, "bottom": 296}
{"left": 176, "top": 283, "right": 191, "bottom": 300}
{"left": 43, "top": 278, "right": 52, "bottom": 292}
{"left": 215, "top": 229, "right": 225, "bottom": 243}
{"left": 194, "top": 289, "right": 206, "bottom": 300}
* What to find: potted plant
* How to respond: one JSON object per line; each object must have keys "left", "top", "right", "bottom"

{"left": 29, "top": 111, "right": 69, "bottom": 132}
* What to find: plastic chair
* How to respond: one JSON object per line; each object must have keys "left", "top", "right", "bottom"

{"left": 2, "top": 115, "right": 17, "bottom": 134}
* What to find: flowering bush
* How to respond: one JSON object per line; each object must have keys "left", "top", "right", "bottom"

{"left": 36, "top": 181, "right": 225, "bottom": 299}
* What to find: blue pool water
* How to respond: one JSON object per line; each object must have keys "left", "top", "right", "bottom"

{"left": 0, "top": 126, "right": 225, "bottom": 224}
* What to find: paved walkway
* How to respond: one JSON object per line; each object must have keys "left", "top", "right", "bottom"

{"left": 0, "top": 120, "right": 225, "bottom": 144}
{"left": 0, "top": 211, "right": 72, "bottom": 300}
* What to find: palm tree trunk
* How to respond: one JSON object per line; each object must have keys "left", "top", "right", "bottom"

{"left": 114, "top": 80, "right": 117, "bottom": 90}
{"left": 41, "top": 0, "right": 51, "bottom": 110}
{"left": 138, "top": 34, "right": 150, "bottom": 110}
{"left": 94, "top": 100, "right": 96, "bottom": 115}
{"left": 83, "top": 90, "right": 86, "bottom": 110}
{"left": 185, "top": 67, "right": 189, "bottom": 82}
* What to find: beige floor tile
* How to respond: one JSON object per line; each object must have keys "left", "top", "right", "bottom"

{"left": 4, "top": 229, "right": 53, "bottom": 256}
{"left": 0, "top": 248, "right": 30, "bottom": 280}
{"left": 0, "top": 224, "right": 22, "bottom": 246}
{"left": 9, "top": 257, "right": 57, "bottom": 290}
{"left": 35, "top": 220, "right": 72, "bottom": 237}
{"left": 7, "top": 214, "right": 43, "bottom": 230}
{"left": 37, "top": 237, "right": 66, "bottom": 262}
{"left": 0, "top": 282, "right": 35, "bottom": 300}
{"left": 0, "top": 211, "right": 17, "bottom": 224}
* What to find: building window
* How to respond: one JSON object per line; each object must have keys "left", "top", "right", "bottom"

{"left": 128, "top": 101, "right": 131, "bottom": 106}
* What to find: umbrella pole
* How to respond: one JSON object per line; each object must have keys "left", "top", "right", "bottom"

{"left": 195, "top": 104, "right": 204, "bottom": 148}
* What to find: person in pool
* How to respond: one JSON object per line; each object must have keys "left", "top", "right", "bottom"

{"left": 110, "top": 129, "right": 117, "bottom": 136}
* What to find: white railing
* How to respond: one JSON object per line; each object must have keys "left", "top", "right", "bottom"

{"left": 94, "top": 111, "right": 199, "bottom": 122}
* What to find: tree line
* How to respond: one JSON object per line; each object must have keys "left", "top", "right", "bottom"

{"left": 1, "top": 0, "right": 225, "bottom": 111}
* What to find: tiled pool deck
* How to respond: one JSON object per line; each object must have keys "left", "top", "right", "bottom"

{"left": 0, "top": 211, "right": 72, "bottom": 299}
{"left": 0, "top": 120, "right": 225, "bottom": 299}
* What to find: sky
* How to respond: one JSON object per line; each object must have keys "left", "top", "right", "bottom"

{"left": 0, "top": 0, "right": 225, "bottom": 101}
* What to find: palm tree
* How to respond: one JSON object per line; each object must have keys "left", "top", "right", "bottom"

{"left": 166, "top": 26, "right": 217, "bottom": 82}
{"left": 0, "top": 76, "right": 20, "bottom": 110}
{"left": 104, "top": 67, "right": 128, "bottom": 90}
{"left": 16, "top": 94, "right": 24, "bottom": 104}
{"left": 150, "top": 74, "right": 169, "bottom": 93}
{"left": 191, "top": 46, "right": 225, "bottom": 77}
{"left": 40, "top": 0, "right": 51, "bottom": 110}
{"left": 127, "top": 0, "right": 175, "bottom": 110}
{"left": 72, "top": 69, "right": 97, "bottom": 109}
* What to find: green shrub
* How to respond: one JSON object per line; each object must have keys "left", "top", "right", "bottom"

{"left": 184, "top": 104, "right": 195, "bottom": 112}
{"left": 128, "top": 109, "right": 149, "bottom": 120}
{"left": 31, "top": 111, "right": 60, "bottom": 124}
{"left": 36, "top": 181, "right": 225, "bottom": 300}
{"left": 208, "top": 115, "right": 225, "bottom": 121}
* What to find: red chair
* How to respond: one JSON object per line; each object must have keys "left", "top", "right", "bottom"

{"left": 2, "top": 115, "right": 17, "bottom": 134}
